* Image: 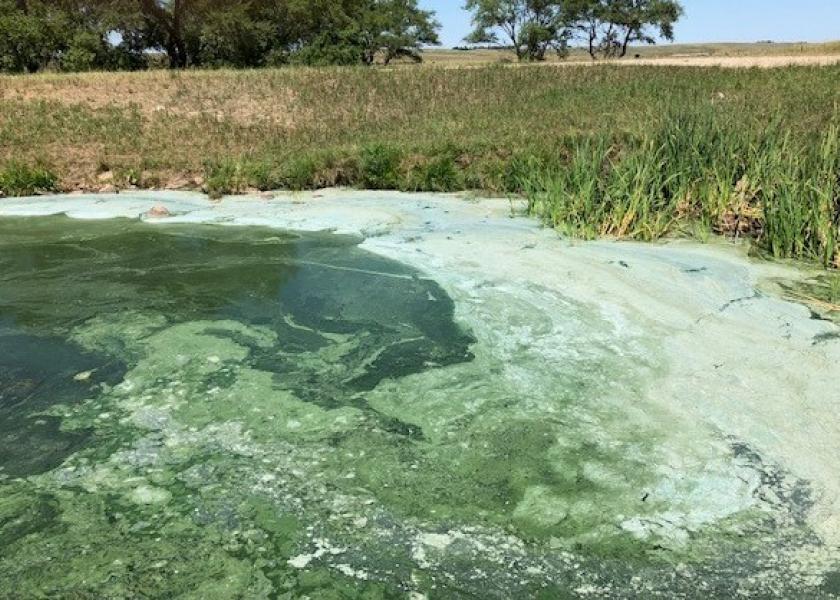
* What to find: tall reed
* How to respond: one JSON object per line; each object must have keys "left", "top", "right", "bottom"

{"left": 522, "top": 112, "right": 840, "bottom": 266}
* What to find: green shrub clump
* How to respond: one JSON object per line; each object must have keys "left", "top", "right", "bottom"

{"left": 0, "top": 162, "right": 58, "bottom": 197}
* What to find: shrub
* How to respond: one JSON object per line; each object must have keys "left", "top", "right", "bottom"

{"left": 0, "top": 162, "right": 58, "bottom": 196}
{"left": 408, "top": 154, "right": 462, "bottom": 192}
{"left": 60, "top": 31, "right": 106, "bottom": 72}
{"left": 359, "top": 144, "right": 402, "bottom": 189}
{"left": 203, "top": 159, "right": 248, "bottom": 199}
{"left": 279, "top": 155, "right": 322, "bottom": 191}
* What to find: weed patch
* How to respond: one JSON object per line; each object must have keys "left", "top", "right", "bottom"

{"left": 521, "top": 113, "right": 840, "bottom": 266}
{"left": 359, "top": 144, "right": 402, "bottom": 190}
{"left": 0, "top": 162, "right": 58, "bottom": 197}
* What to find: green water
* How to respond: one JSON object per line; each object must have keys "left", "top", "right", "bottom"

{"left": 0, "top": 217, "right": 833, "bottom": 599}
{"left": 0, "top": 217, "right": 474, "bottom": 597}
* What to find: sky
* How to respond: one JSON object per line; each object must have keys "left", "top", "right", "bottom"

{"left": 421, "top": 0, "right": 840, "bottom": 48}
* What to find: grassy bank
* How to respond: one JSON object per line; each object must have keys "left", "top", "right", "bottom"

{"left": 1, "top": 64, "right": 839, "bottom": 265}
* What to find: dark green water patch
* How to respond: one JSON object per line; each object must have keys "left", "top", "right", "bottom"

{"left": 774, "top": 275, "right": 840, "bottom": 325}
{"left": 0, "top": 216, "right": 473, "bottom": 428}
{"left": 0, "top": 322, "right": 124, "bottom": 478}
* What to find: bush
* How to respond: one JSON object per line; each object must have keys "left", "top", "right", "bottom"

{"left": 60, "top": 31, "right": 106, "bottom": 72}
{"left": 408, "top": 154, "right": 462, "bottom": 192}
{"left": 279, "top": 155, "right": 322, "bottom": 191}
{"left": 359, "top": 144, "right": 402, "bottom": 189}
{"left": 0, "top": 162, "right": 58, "bottom": 196}
{"left": 289, "top": 31, "right": 365, "bottom": 67}
{"left": 203, "top": 159, "right": 248, "bottom": 199}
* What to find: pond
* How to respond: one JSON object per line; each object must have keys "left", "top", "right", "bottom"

{"left": 0, "top": 193, "right": 838, "bottom": 599}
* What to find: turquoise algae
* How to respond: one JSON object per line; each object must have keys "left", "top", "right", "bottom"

{"left": 0, "top": 193, "right": 838, "bottom": 599}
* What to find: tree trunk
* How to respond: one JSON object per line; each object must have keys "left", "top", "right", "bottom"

{"left": 619, "top": 28, "right": 633, "bottom": 58}
{"left": 16, "top": 0, "right": 28, "bottom": 14}
{"left": 139, "top": 0, "right": 189, "bottom": 68}
{"left": 171, "top": 0, "right": 189, "bottom": 67}
{"left": 503, "top": 21, "right": 522, "bottom": 61}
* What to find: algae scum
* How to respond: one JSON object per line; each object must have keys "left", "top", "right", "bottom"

{"left": 0, "top": 216, "right": 836, "bottom": 598}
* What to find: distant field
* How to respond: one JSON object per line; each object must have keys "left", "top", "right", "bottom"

{"left": 423, "top": 41, "right": 840, "bottom": 66}
{"left": 1, "top": 61, "right": 839, "bottom": 266}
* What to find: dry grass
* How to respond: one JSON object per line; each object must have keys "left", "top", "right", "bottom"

{"left": 594, "top": 55, "right": 840, "bottom": 68}
{"left": 0, "top": 70, "right": 306, "bottom": 125}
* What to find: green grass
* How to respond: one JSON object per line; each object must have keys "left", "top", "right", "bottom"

{"left": 0, "top": 161, "right": 58, "bottom": 196}
{"left": 521, "top": 113, "right": 840, "bottom": 266}
{"left": 0, "top": 64, "right": 838, "bottom": 264}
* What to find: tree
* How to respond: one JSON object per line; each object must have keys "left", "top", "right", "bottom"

{"left": 358, "top": 0, "right": 440, "bottom": 65}
{"left": 569, "top": 0, "right": 683, "bottom": 59}
{"left": 464, "top": 0, "right": 572, "bottom": 61}
{"left": 134, "top": 0, "right": 196, "bottom": 68}
{"left": 288, "top": 0, "right": 440, "bottom": 66}
{"left": 196, "top": 4, "right": 279, "bottom": 67}
{"left": 0, "top": 1, "right": 55, "bottom": 72}
{"left": 463, "top": 0, "right": 683, "bottom": 61}
{"left": 0, "top": 0, "right": 119, "bottom": 72}
{"left": 285, "top": 0, "right": 372, "bottom": 66}
{"left": 0, "top": 0, "right": 441, "bottom": 72}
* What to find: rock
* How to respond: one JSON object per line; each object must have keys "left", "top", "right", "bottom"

{"left": 145, "top": 204, "right": 171, "bottom": 219}
{"left": 97, "top": 171, "right": 114, "bottom": 183}
{"left": 99, "top": 184, "right": 118, "bottom": 194}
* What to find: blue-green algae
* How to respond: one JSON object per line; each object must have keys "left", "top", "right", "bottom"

{"left": 0, "top": 216, "right": 833, "bottom": 599}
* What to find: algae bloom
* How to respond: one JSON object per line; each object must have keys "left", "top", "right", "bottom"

{"left": 0, "top": 191, "right": 838, "bottom": 599}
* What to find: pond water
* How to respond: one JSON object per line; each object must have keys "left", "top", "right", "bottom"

{"left": 0, "top": 204, "right": 838, "bottom": 599}
{"left": 0, "top": 217, "right": 476, "bottom": 597}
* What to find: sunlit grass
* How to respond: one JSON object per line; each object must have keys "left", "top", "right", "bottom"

{"left": 522, "top": 114, "right": 840, "bottom": 266}
{"left": 1, "top": 63, "right": 838, "bottom": 264}
{"left": 0, "top": 161, "right": 57, "bottom": 196}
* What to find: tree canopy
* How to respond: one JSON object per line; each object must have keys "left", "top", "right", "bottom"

{"left": 0, "top": 0, "right": 440, "bottom": 72}
{"left": 464, "top": 0, "right": 572, "bottom": 61}
{"left": 465, "top": 0, "right": 683, "bottom": 61}
{"left": 569, "top": 0, "right": 683, "bottom": 59}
